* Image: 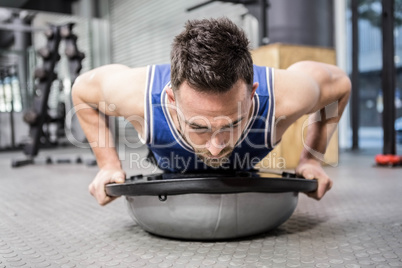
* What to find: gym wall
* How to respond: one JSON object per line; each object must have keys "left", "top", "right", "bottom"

{"left": 108, "top": 0, "right": 259, "bottom": 66}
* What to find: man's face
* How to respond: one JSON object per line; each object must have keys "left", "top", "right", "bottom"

{"left": 167, "top": 80, "right": 258, "bottom": 168}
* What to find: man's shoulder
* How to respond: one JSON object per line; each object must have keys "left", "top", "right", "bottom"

{"left": 97, "top": 65, "right": 148, "bottom": 117}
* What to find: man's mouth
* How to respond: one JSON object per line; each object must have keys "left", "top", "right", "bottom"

{"left": 204, "top": 152, "right": 231, "bottom": 160}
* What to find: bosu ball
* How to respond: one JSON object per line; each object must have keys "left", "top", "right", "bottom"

{"left": 106, "top": 171, "right": 317, "bottom": 240}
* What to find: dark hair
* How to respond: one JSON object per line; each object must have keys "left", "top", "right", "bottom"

{"left": 171, "top": 17, "right": 253, "bottom": 93}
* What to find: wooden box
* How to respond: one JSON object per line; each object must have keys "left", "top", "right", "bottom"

{"left": 251, "top": 43, "right": 338, "bottom": 169}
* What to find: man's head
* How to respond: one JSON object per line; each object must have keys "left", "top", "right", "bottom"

{"left": 168, "top": 17, "right": 258, "bottom": 168}
{"left": 170, "top": 17, "right": 254, "bottom": 93}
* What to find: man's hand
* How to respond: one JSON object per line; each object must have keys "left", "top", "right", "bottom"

{"left": 295, "top": 159, "right": 333, "bottom": 200}
{"left": 89, "top": 168, "right": 126, "bottom": 206}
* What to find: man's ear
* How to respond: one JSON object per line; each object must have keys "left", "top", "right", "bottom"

{"left": 166, "top": 86, "right": 176, "bottom": 104}
{"left": 251, "top": 82, "right": 258, "bottom": 99}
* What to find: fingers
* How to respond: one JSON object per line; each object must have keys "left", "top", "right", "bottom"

{"left": 297, "top": 164, "right": 333, "bottom": 201}
{"left": 109, "top": 171, "right": 126, "bottom": 184}
{"left": 305, "top": 174, "right": 333, "bottom": 200}
{"left": 89, "top": 169, "right": 126, "bottom": 206}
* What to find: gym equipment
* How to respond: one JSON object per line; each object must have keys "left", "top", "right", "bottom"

{"left": 106, "top": 170, "right": 317, "bottom": 240}
{"left": 374, "top": 0, "right": 402, "bottom": 167}
{"left": 12, "top": 23, "right": 86, "bottom": 167}
{"left": 375, "top": 154, "right": 402, "bottom": 167}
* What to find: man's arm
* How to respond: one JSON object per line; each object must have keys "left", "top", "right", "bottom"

{"left": 72, "top": 64, "right": 147, "bottom": 205}
{"left": 274, "top": 61, "right": 351, "bottom": 200}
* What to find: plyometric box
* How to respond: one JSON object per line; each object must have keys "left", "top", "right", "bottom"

{"left": 251, "top": 43, "right": 338, "bottom": 169}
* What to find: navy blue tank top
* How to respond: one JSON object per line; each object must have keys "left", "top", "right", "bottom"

{"left": 141, "top": 64, "right": 276, "bottom": 172}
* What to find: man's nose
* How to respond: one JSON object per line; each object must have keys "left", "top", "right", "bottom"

{"left": 206, "top": 132, "right": 227, "bottom": 156}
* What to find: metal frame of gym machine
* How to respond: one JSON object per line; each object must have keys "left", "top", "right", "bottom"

{"left": 352, "top": 0, "right": 402, "bottom": 166}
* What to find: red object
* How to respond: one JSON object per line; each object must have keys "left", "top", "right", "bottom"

{"left": 375, "top": 154, "right": 402, "bottom": 165}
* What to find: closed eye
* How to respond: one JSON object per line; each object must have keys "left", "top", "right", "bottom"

{"left": 189, "top": 125, "right": 211, "bottom": 132}
{"left": 221, "top": 123, "right": 240, "bottom": 130}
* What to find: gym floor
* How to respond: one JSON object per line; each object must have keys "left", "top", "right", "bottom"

{"left": 1, "top": 146, "right": 401, "bottom": 268}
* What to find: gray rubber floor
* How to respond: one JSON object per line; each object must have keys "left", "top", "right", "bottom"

{"left": 1, "top": 147, "right": 401, "bottom": 268}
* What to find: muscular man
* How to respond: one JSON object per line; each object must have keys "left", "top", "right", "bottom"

{"left": 72, "top": 18, "right": 351, "bottom": 206}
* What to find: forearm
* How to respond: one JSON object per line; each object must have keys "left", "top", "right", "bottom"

{"left": 73, "top": 97, "right": 121, "bottom": 169}
{"left": 300, "top": 110, "right": 337, "bottom": 162}
{"left": 78, "top": 108, "right": 121, "bottom": 168}
{"left": 300, "top": 74, "right": 351, "bottom": 163}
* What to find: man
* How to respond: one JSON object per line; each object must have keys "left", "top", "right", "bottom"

{"left": 72, "top": 18, "right": 351, "bottom": 206}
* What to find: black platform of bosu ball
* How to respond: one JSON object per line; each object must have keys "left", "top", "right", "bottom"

{"left": 106, "top": 171, "right": 317, "bottom": 240}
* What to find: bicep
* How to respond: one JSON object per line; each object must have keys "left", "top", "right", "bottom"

{"left": 72, "top": 64, "right": 146, "bottom": 118}
{"left": 286, "top": 61, "right": 351, "bottom": 113}
{"left": 274, "top": 62, "right": 351, "bottom": 137}
{"left": 72, "top": 64, "right": 130, "bottom": 113}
